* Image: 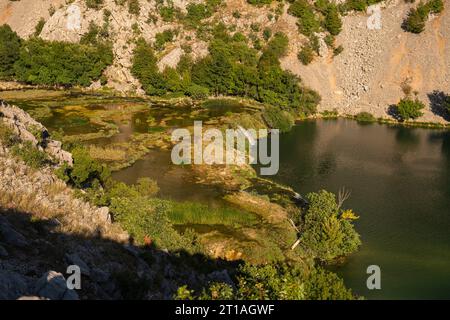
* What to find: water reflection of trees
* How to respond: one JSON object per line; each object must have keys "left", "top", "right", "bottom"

{"left": 428, "top": 130, "right": 450, "bottom": 198}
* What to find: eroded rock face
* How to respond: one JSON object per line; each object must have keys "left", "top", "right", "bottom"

{"left": 0, "top": 100, "right": 73, "bottom": 165}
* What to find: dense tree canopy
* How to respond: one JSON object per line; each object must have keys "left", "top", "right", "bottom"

{"left": 0, "top": 24, "right": 21, "bottom": 78}
{"left": 13, "top": 38, "right": 113, "bottom": 86}
{"left": 132, "top": 29, "right": 319, "bottom": 114}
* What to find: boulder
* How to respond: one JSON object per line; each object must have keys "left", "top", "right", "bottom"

{"left": 35, "top": 271, "right": 79, "bottom": 300}
{"left": 0, "top": 100, "right": 73, "bottom": 165}
{"left": 0, "top": 216, "right": 28, "bottom": 247}
{"left": 65, "top": 253, "right": 91, "bottom": 276}
{"left": 0, "top": 271, "right": 29, "bottom": 299}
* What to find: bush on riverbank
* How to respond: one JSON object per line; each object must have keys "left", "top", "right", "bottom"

{"left": 395, "top": 97, "right": 425, "bottom": 121}
{"left": 262, "top": 106, "right": 295, "bottom": 132}
{"left": 355, "top": 111, "right": 376, "bottom": 123}
{"left": 299, "top": 190, "right": 361, "bottom": 262}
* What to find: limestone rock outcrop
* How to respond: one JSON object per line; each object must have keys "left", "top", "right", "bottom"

{"left": 0, "top": 100, "right": 73, "bottom": 165}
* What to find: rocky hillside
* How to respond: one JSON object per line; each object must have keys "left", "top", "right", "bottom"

{"left": 0, "top": 0, "right": 449, "bottom": 122}
{"left": 284, "top": 0, "right": 450, "bottom": 123}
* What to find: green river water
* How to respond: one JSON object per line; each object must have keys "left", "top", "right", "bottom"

{"left": 267, "top": 119, "right": 450, "bottom": 299}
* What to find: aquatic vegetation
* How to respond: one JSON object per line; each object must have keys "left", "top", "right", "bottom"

{"left": 167, "top": 201, "right": 258, "bottom": 227}
{"left": 355, "top": 111, "right": 376, "bottom": 123}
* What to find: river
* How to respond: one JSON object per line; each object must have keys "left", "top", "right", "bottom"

{"left": 5, "top": 91, "right": 449, "bottom": 299}
{"left": 264, "top": 119, "right": 450, "bottom": 299}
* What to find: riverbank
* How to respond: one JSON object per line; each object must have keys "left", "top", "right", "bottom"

{"left": 307, "top": 110, "right": 450, "bottom": 129}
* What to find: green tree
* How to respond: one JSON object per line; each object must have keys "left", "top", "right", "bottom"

{"left": 177, "top": 263, "right": 356, "bottom": 300}
{"left": 131, "top": 38, "right": 167, "bottom": 95}
{"left": 395, "top": 97, "right": 425, "bottom": 120}
{"left": 0, "top": 24, "right": 21, "bottom": 78}
{"left": 304, "top": 267, "right": 355, "bottom": 300}
{"left": 299, "top": 190, "right": 361, "bottom": 262}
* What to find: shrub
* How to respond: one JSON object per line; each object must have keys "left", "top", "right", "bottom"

{"left": 288, "top": 0, "right": 321, "bottom": 36}
{"left": 298, "top": 44, "right": 315, "bottom": 65}
{"left": 235, "top": 264, "right": 306, "bottom": 300}
{"left": 11, "top": 141, "right": 49, "bottom": 169}
{"left": 402, "top": 8, "right": 426, "bottom": 33}
{"left": 128, "top": 0, "right": 140, "bottom": 15}
{"left": 85, "top": 0, "right": 104, "bottom": 9}
{"left": 110, "top": 197, "right": 203, "bottom": 253}
{"left": 185, "top": 3, "right": 212, "bottom": 25}
{"left": 159, "top": 5, "right": 177, "bottom": 22}
{"left": 185, "top": 84, "right": 210, "bottom": 99}
{"left": 324, "top": 34, "right": 335, "bottom": 47}
{"left": 263, "top": 28, "right": 272, "bottom": 41}
{"left": 355, "top": 111, "right": 376, "bottom": 123}
{"left": 395, "top": 97, "right": 425, "bottom": 120}
{"left": 333, "top": 45, "right": 344, "bottom": 56}
{"left": 181, "top": 263, "right": 355, "bottom": 300}
{"left": 154, "top": 29, "right": 175, "bottom": 51}
{"left": 304, "top": 267, "right": 354, "bottom": 300}
{"left": 324, "top": 5, "right": 342, "bottom": 36}
{"left": 427, "top": 0, "right": 444, "bottom": 13}
{"left": 56, "top": 146, "right": 111, "bottom": 188}
{"left": 343, "top": 0, "right": 368, "bottom": 11}
{"left": 34, "top": 18, "right": 46, "bottom": 37}
{"left": 0, "top": 24, "right": 21, "bottom": 78}
{"left": 0, "top": 123, "right": 19, "bottom": 147}
{"left": 402, "top": 0, "right": 444, "bottom": 34}
{"left": 247, "top": 0, "right": 273, "bottom": 4}
{"left": 262, "top": 106, "right": 295, "bottom": 132}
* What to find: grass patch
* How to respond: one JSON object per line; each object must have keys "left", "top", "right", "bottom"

{"left": 11, "top": 141, "right": 49, "bottom": 169}
{"left": 168, "top": 201, "right": 258, "bottom": 227}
